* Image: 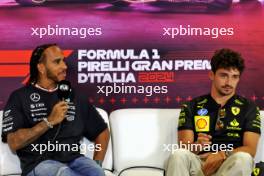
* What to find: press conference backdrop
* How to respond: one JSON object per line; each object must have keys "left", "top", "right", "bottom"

{"left": 0, "top": 0, "right": 264, "bottom": 112}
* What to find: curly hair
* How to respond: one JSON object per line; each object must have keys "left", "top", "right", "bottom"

{"left": 211, "top": 48, "right": 245, "bottom": 74}
{"left": 27, "top": 43, "right": 57, "bottom": 85}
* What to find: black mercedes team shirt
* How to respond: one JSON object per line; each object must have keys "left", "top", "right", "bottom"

{"left": 178, "top": 94, "right": 261, "bottom": 152}
{"left": 1, "top": 85, "right": 107, "bottom": 176}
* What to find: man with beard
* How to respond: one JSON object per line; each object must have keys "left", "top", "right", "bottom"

{"left": 1, "top": 44, "right": 109, "bottom": 176}
{"left": 166, "top": 48, "right": 261, "bottom": 176}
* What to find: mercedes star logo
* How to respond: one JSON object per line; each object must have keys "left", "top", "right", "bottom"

{"left": 30, "top": 93, "right": 41, "bottom": 102}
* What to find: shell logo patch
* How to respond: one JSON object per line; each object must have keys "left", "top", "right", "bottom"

{"left": 195, "top": 116, "right": 210, "bottom": 132}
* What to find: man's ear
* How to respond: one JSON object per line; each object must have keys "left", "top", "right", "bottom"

{"left": 37, "top": 63, "right": 45, "bottom": 75}
{"left": 208, "top": 71, "right": 214, "bottom": 81}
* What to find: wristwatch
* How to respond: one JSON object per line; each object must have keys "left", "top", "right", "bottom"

{"left": 43, "top": 118, "right": 53, "bottom": 129}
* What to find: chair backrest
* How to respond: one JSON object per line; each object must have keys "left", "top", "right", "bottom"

{"left": 0, "top": 108, "right": 113, "bottom": 175}
{"left": 255, "top": 111, "right": 264, "bottom": 163}
{"left": 1, "top": 109, "right": 263, "bottom": 175}
{"left": 0, "top": 110, "right": 22, "bottom": 175}
{"left": 110, "top": 108, "right": 264, "bottom": 174}
{"left": 109, "top": 109, "right": 180, "bottom": 173}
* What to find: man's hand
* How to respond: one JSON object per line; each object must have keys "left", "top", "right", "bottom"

{"left": 178, "top": 131, "right": 212, "bottom": 154}
{"left": 195, "top": 133, "right": 212, "bottom": 153}
{"left": 48, "top": 101, "right": 69, "bottom": 126}
{"left": 199, "top": 152, "right": 212, "bottom": 160}
{"left": 202, "top": 152, "right": 225, "bottom": 176}
{"left": 196, "top": 133, "right": 212, "bottom": 145}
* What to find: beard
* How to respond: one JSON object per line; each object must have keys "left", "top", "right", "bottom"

{"left": 46, "top": 68, "right": 60, "bottom": 83}
{"left": 217, "top": 85, "right": 234, "bottom": 96}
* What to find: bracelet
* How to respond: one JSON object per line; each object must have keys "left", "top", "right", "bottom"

{"left": 43, "top": 118, "right": 53, "bottom": 129}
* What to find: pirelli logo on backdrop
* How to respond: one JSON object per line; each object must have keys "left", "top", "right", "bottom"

{"left": 0, "top": 50, "right": 73, "bottom": 84}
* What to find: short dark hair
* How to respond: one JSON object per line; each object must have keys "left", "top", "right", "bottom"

{"left": 211, "top": 48, "right": 245, "bottom": 74}
{"left": 27, "top": 43, "right": 57, "bottom": 85}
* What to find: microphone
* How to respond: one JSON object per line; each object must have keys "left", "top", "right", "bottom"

{"left": 57, "top": 80, "right": 71, "bottom": 101}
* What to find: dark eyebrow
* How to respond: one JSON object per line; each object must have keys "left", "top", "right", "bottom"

{"left": 53, "top": 58, "right": 63, "bottom": 62}
{"left": 219, "top": 72, "right": 240, "bottom": 77}
{"left": 233, "top": 74, "right": 240, "bottom": 77}
{"left": 219, "top": 72, "right": 228, "bottom": 75}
